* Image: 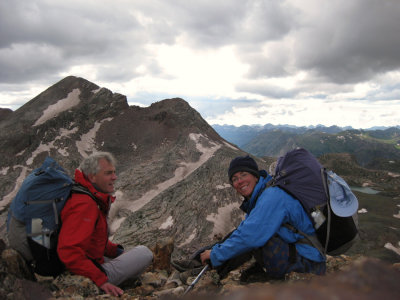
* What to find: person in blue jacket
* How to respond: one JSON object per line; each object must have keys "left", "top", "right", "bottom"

{"left": 200, "top": 155, "right": 326, "bottom": 279}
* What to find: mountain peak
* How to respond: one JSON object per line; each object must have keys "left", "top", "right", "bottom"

{"left": 0, "top": 76, "right": 243, "bottom": 260}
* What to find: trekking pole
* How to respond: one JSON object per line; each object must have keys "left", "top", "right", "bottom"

{"left": 183, "top": 264, "right": 209, "bottom": 295}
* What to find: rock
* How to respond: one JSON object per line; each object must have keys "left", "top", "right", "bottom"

{"left": 0, "top": 239, "right": 6, "bottom": 253}
{"left": 1, "top": 240, "right": 399, "bottom": 300}
{"left": 0, "top": 108, "right": 12, "bottom": 120}
{"left": 164, "top": 270, "right": 182, "bottom": 289}
{"left": 326, "top": 254, "right": 355, "bottom": 273}
{"left": 153, "top": 286, "right": 185, "bottom": 297}
{"left": 128, "top": 284, "right": 155, "bottom": 297}
{"left": 11, "top": 278, "right": 53, "bottom": 300}
{"left": 284, "top": 271, "right": 316, "bottom": 282}
{"left": 51, "top": 273, "right": 100, "bottom": 298}
{"left": 185, "top": 268, "right": 220, "bottom": 296}
{"left": 141, "top": 271, "right": 166, "bottom": 288}
{"left": 0, "top": 247, "right": 53, "bottom": 299}
{"left": 215, "top": 257, "right": 400, "bottom": 300}
{"left": 1, "top": 248, "right": 35, "bottom": 281}
{"left": 151, "top": 237, "right": 174, "bottom": 272}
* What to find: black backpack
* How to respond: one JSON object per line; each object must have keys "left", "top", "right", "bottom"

{"left": 268, "top": 148, "right": 359, "bottom": 257}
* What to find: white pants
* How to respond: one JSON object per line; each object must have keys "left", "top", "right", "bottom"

{"left": 102, "top": 245, "right": 153, "bottom": 285}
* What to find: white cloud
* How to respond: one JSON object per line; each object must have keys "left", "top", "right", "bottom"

{"left": 0, "top": 0, "right": 399, "bottom": 128}
{"left": 207, "top": 98, "right": 400, "bottom": 128}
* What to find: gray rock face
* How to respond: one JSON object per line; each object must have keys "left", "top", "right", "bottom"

{"left": 0, "top": 108, "right": 12, "bottom": 120}
{"left": 0, "top": 75, "right": 253, "bottom": 258}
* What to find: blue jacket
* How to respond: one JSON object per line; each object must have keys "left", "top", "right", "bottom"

{"left": 210, "top": 170, "right": 325, "bottom": 267}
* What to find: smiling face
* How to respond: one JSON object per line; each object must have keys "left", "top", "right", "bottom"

{"left": 88, "top": 158, "right": 117, "bottom": 194}
{"left": 231, "top": 171, "right": 258, "bottom": 198}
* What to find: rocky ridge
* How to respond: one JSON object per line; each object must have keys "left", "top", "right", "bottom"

{"left": 1, "top": 238, "right": 400, "bottom": 299}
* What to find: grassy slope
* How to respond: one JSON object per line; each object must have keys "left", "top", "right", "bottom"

{"left": 346, "top": 191, "right": 400, "bottom": 263}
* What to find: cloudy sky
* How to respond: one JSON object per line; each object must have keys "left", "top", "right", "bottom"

{"left": 1, "top": 0, "right": 399, "bottom": 129}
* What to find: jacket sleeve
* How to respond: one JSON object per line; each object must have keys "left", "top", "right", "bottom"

{"left": 57, "top": 197, "right": 108, "bottom": 287}
{"left": 210, "top": 188, "right": 287, "bottom": 267}
{"left": 104, "top": 240, "right": 121, "bottom": 258}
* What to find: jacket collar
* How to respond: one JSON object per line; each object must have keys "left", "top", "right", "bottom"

{"left": 74, "top": 169, "right": 115, "bottom": 213}
{"left": 240, "top": 170, "right": 272, "bottom": 214}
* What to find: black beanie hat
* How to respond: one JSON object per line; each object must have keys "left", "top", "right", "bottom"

{"left": 228, "top": 155, "right": 259, "bottom": 182}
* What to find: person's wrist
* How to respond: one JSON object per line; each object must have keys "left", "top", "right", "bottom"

{"left": 116, "top": 245, "right": 124, "bottom": 256}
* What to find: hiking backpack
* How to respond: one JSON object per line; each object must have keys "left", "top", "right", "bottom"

{"left": 7, "top": 157, "right": 96, "bottom": 276}
{"left": 268, "top": 148, "right": 359, "bottom": 257}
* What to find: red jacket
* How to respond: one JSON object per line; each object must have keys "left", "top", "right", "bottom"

{"left": 57, "top": 169, "right": 119, "bottom": 287}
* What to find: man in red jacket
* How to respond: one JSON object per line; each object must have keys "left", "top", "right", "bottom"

{"left": 57, "top": 152, "right": 153, "bottom": 297}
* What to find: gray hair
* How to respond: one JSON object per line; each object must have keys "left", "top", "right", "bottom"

{"left": 79, "top": 152, "right": 116, "bottom": 176}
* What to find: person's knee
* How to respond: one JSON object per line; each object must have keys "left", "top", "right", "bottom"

{"left": 140, "top": 245, "right": 154, "bottom": 264}
{"left": 143, "top": 246, "right": 154, "bottom": 264}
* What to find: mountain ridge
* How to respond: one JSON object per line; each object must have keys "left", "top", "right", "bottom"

{"left": 213, "top": 124, "right": 400, "bottom": 172}
{"left": 0, "top": 76, "right": 245, "bottom": 261}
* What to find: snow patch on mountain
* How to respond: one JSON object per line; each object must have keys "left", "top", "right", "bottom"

{"left": 384, "top": 242, "right": 400, "bottom": 256}
{"left": 76, "top": 118, "right": 113, "bottom": 157}
{"left": 0, "top": 166, "right": 28, "bottom": 209}
{"left": 109, "top": 133, "right": 221, "bottom": 234}
{"left": 206, "top": 202, "right": 240, "bottom": 239}
{"left": 159, "top": 216, "right": 174, "bottom": 230}
{"left": 34, "top": 89, "right": 81, "bottom": 126}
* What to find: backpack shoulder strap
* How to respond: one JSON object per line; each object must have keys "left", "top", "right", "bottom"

{"left": 283, "top": 223, "right": 326, "bottom": 259}
{"left": 320, "top": 167, "right": 332, "bottom": 254}
{"left": 70, "top": 183, "right": 107, "bottom": 213}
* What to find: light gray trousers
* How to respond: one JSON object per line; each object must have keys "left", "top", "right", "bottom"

{"left": 102, "top": 245, "right": 153, "bottom": 285}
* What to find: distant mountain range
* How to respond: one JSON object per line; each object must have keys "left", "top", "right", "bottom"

{"left": 213, "top": 124, "right": 400, "bottom": 172}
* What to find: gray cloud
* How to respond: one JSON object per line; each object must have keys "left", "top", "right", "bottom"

{"left": 0, "top": 0, "right": 399, "bottom": 128}
{"left": 2, "top": 0, "right": 399, "bottom": 86}
{"left": 0, "top": 0, "right": 301, "bottom": 84}
{"left": 0, "top": 0, "right": 151, "bottom": 83}
{"left": 236, "top": 82, "right": 298, "bottom": 99}
{"left": 232, "top": 1, "right": 400, "bottom": 87}
{"left": 293, "top": 0, "right": 400, "bottom": 84}
{"left": 163, "top": 0, "right": 296, "bottom": 47}
{"left": 190, "top": 97, "right": 261, "bottom": 119}
{"left": 238, "top": 42, "right": 293, "bottom": 78}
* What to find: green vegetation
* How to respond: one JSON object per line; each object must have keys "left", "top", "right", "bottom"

{"left": 346, "top": 192, "right": 400, "bottom": 263}
{"left": 244, "top": 128, "right": 400, "bottom": 173}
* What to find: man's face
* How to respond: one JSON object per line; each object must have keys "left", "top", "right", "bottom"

{"left": 88, "top": 158, "right": 117, "bottom": 194}
{"left": 231, "top": 171, "right": 258, "bottom": 198}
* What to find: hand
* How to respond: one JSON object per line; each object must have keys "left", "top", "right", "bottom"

{"left": 200, "top": 249, "right": 211, "bottom": 265}
{"left": 100, "top": 282, "right": 124, "bottom": 297}
{"left": 190, "top": 245, "right": 213, "bottom": 262}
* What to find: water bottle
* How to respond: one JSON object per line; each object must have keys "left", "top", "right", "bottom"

{"left": 311, "top": 208, "right": 326, "bottom": 229}
{"left": 31, "top": 218, "right": 42, "bottom": 234}
{"left": 42, "top": 228, "right": 51, "bottom": 249}
{"left": 31, "top": 218, "right": 44, "bottom": 245}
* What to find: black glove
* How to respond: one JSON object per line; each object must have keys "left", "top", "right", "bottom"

{"left": 190, "top": 229, "right": 235, "bottom": 262}
{"left": 190, "top": 244, "right": 214, "bottom": 262}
